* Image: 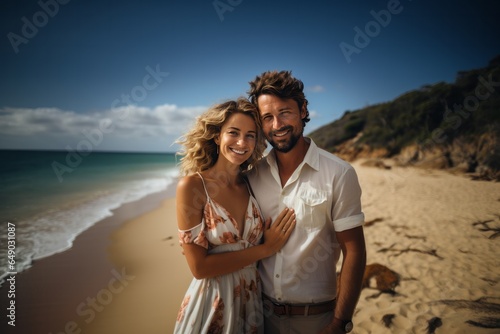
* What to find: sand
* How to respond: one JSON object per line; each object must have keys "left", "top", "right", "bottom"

{"left": 2, "top": 162, "right": 499, "bottom": 333}
{"left": 351, "top": 161, "right": 500, "bottom": 333}
{"left": 82, "top": 196, "right": 191, "bottom": 334}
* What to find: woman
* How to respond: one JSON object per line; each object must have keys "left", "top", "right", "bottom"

{"left": 174, "top": 98, "right": 295, "bottom": 333}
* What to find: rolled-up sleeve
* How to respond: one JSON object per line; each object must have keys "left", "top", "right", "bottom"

{"left": 332, "top": 167, "right": 365, "bottom": 232}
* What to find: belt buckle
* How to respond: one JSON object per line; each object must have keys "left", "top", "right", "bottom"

{"left": 272, "top": 300, "right": 291, "bottom": 316}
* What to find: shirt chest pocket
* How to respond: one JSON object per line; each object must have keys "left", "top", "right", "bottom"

{"left": 293, "top": 188, "right": 329, "bottom": 231}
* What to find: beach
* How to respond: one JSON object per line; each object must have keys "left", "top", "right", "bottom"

{"left": 0, "top": 187, "right": 179, "bottom": 334}
{"left": 2, "top": 161, "right": 500, "bottom": 333}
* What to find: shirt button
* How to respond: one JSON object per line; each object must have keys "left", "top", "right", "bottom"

{"left": 275, "top": 274, "right": 280, "bottom": 278}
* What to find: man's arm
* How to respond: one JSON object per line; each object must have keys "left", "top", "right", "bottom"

{"left": 321, "top": 226, "right": 366, "bottom": 333}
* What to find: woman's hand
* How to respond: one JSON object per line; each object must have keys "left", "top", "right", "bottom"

{"left": 262, "top": 208, "right": 296, "bottom": 256}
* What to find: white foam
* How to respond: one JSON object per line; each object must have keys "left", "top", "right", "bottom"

{"left": 0, "top": 169, "right": 179, "bottom": 287}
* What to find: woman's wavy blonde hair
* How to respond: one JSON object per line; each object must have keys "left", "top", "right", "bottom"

{"left": 176, "top": 97, "right": 266, "bottom": 176}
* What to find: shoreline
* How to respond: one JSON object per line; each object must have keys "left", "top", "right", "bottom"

{"left": 0, "top": 185, "right": 177, "bottom": 334}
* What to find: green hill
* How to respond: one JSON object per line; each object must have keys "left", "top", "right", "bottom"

{"left": 308, "top": 55, "right": 500, "bottom": 180}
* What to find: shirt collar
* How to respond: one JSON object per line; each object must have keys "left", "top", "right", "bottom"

{"left": 264, "top": 137, "right": 320, "bottom": 172}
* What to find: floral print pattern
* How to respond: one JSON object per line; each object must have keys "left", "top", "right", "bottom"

{"left": 176, "top": 295, "right": 190, "bottom": 322}
{"left": 175, "top": 177, "right": 265, "bottom": 334}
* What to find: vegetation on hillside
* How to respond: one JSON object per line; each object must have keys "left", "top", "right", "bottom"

{"left": 308, "top": 55, "right": 500, "bottom": 179}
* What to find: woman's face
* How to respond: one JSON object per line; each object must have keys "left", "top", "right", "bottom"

{"left": 216, "top": 112, "right": 257, "bottom": 166}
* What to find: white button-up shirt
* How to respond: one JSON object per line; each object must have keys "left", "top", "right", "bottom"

{"left": 248, "top": 138, "right": 364, "bottom": 304}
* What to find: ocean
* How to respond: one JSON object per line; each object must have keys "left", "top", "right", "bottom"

{"left": 0, "top": 150, "right": 179, "bottom": 285}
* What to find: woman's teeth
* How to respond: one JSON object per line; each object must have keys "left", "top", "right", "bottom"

{"left": 230, "top": 148, "right": 246, "bottom": 155}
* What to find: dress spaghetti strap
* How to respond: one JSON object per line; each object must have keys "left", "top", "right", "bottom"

{"left": 195, "top": 172, "right": 210, "bottom": 199}
{"left": 242, "top": 176, "right": 255, "bottom": 198}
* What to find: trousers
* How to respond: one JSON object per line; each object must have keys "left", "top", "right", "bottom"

{"left": 263, "top": 309, "right": 334, "bottom": 334}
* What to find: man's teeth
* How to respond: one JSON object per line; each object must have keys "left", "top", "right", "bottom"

{"left": 275, "top": 130, "right": 289, "bottom": 137}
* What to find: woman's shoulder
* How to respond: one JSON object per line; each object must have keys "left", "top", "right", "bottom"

{"left": 177, "top": 173, "right": 205, "bottom": 195}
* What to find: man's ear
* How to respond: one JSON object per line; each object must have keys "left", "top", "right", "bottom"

{"left": 300, "top": 103, "right": 307, "bottom": 119}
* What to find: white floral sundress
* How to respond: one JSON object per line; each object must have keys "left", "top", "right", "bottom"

{"left": 174, "top": 173, "right": 265, "bottom": 334}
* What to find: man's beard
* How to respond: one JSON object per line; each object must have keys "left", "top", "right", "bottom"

{"left": 267, "top": 126, "right": 303, "bottom": 153}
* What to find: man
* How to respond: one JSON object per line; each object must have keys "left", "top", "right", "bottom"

{"left": 247, "top": 70, "right": 366, "bottom": 334}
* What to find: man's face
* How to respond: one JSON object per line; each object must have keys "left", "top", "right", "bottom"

{"left": 257, "top": 94, "right": 305, "bottom": 153}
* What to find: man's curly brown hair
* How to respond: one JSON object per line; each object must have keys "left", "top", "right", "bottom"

{"left": 247, "top": 70, "right": 310, "bottom": 127}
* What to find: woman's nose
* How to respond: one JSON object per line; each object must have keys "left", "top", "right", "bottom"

{"left": 237, "top": 137, "right": 247, "bottom": 146}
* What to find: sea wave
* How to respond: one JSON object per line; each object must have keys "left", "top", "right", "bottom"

{"left": 0, "top": 168, "right": 179, "bottom": 287}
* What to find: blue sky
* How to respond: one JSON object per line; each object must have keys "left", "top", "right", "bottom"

{"left": 1, "top": 0, "right": 499, "bottom": 152}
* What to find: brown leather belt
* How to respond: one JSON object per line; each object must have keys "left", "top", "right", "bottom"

{"left": 263, "top": 294, "right": 336, "bottom": 317}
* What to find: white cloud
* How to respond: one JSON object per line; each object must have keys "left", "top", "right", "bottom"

{"left": 0, "top": 104, "right": 208, "bottom": 151}
{"left": 309, "top": 110, "right": 319, "bottom": 118}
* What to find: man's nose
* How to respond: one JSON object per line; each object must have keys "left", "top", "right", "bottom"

{"left": 273, "top": 116, "right": 283, "bottom": 129}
